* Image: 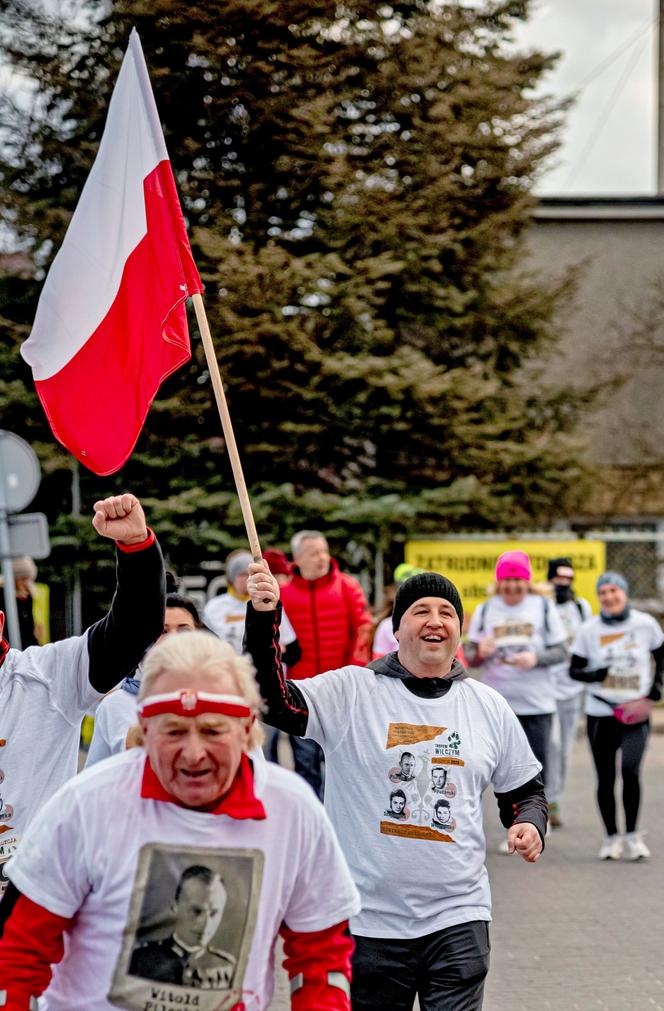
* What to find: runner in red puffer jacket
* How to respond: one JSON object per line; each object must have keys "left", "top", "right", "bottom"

{"left": 280, "top": 531, "right": 373, "bottom": 797}
{"left": 282, "top": 564, "right": 372, "bottom": 679}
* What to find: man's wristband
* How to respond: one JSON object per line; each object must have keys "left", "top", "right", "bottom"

{"left": 117, "top": 528, "right": 156, "bottom": 553}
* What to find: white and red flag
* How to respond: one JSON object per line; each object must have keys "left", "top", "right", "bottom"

{"left": 21, "top": 29, "right": 203, "bottom": 475}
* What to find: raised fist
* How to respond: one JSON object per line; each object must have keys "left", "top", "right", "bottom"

{"left": 92, "top": 494, "right": 148, "bottom": 545}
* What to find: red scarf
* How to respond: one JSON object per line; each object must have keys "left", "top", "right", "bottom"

{"left": 0, "top": 634, "right": 9, "bottom": 668}
{"left": 140, "top": 752, "right": 266, "bottom": 819}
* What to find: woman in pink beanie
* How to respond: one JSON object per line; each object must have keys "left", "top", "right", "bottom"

{"left": 466, "top": 550, "right": 568, "bottom": 849}
{"left": 495, "top": 550, "right": 531, "bottom": 583}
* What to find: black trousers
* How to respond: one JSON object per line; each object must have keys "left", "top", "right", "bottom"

{"left": 516, "top": 713, "right": 552, "bottom": 787}
{"left": 587, "top": 715, "right": 650, "bottom": 835}
{"left": 351, "top": 920, "right": 490, "bottom": 1011}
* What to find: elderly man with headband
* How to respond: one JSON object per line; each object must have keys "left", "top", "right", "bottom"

{"left": 0, "top": 631, "right": 359, "bottom": 1010}
{"left": 244, "top": 562, "right": 547, "bottom": 1011}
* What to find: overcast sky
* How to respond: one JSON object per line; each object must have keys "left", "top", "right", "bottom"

{"left": 0, "top": 2, "right": 658, "bottom": 200}
{"left": 518, "top": 0, "right": 657, "bottom": 195}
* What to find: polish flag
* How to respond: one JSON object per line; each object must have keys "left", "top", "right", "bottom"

{"left": 21, "top": 30, "right": 203, "bottom": 475}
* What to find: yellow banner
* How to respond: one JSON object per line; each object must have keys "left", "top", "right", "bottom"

{"left": 405, "top": 539, "right": 606, "bottom": 618}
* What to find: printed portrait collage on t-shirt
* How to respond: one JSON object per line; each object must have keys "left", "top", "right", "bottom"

{"left": 600, "top": 629, "right": 641, "bottom": 694}
{"left": 381, "top": 723, "right": 464, "bottom": 842}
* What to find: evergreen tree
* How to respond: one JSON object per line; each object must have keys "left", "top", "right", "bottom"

{"left": 0, "top": 0, "right": 594, "bottom": 614}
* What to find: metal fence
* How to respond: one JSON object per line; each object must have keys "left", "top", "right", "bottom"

{"left": 585, "top": 527, "right": 664, "bottom": 614}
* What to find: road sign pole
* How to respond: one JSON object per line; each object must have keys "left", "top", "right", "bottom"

{"left": 0, "top": 478, "right": 22, "bottom": 650}
{"left": 0, "top": 429, "right": 43, "bottom": 651}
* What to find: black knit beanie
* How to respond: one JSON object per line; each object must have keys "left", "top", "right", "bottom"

{"left": 546, "top": 557, "right": 573, "bottom": 581}
{"left": 392, "top": 573, "right": 464, "bottom": 632}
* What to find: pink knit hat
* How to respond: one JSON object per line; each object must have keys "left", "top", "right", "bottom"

{"left": 495, "top": 550, "right": 531, "bottom": 582}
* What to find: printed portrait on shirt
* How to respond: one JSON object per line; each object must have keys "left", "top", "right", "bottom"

{"left": 388, "top": 750, "right": 418, "bottom": 784}
{"left": 0, "top": 745, "right": 18, "bottom": 898}
{"left": 109, "top": 843, "right": 263, "bottom": 1011}
{"left": 384, "top": 788, "right": 409, "bottom": 820}
{"left": 380, "top": 724, "right": 463, "bottom": 843}
{"left": 428, "top": 765, "right": 456, "bottom": 799}
{"left": 0, "top": 829, "right": 19, "bottom": 899}
{"left": 492, "top": 620, "right": 535, "bottom": 663}
{"left": 600, "top": 631, "right": 641, "bottom": 693}
{"left": 430, "top": 798, "right": 456, "bottom": 833}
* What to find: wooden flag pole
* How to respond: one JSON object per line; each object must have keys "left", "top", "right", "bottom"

{"left": 192, "top": 293, "right": 263, "bottom": 561}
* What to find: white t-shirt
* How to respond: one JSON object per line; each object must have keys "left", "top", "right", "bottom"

{"left": 551, "top": 598, "right": 592, "bottom": 702}
{"left": 204, "top": 594, "right": 296, "bottom": 657}
{"left": 8, "top": 749, "right": 359, "bottom": 1011}
{"left": 0, "top": 637, "right": 102, "bottom": 885}
{"left": 297, "top": 666, "right": 540, "bottom": 939}
{"left": 372, "top": 617, "right": 397, "bottom": 657}
{"left": 85, "top": 685, "right": 138, "bottom": 766}
{"left": 467, "top": 594, "right": 566, "bottom": 715}
{"left": 571, "top": 609, "right": 664, "bottom": 717}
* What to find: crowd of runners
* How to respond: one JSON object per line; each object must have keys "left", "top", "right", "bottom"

{"left": 0, "top": 500, "right": 660, "bottom": 1010}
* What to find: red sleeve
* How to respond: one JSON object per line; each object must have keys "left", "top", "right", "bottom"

{"left": 343, "top": 577, "right": 373, "bottom": 667}
{"left": 0, "top": 894, "right": 73, "bottom": 1008}
{"left": 280, "top": 919, "right": 353, "bottom": 1011}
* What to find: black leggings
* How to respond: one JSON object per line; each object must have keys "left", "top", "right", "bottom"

{"left": 516, "top": 713, "right": 552, "bottom": 787}
{"left": 587, "top": 715, "right": 650, "bottom": 835}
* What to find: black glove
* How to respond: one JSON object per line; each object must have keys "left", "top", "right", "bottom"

{"left": 647, "top": 683, "right": 662, "bottom": 702}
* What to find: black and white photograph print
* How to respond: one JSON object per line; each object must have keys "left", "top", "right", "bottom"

{"left": 429, "top": 765, "right": 456, "bottom": 799}
{"left": 128, "top": 863, "right": 236, "bottom": 988}
{"left": 388, "top": 750, "right": 417, "bottom": 784}
{"left": 430, "top": 798, "right": 456, "bottom": 833}
{"left": 384, "top": 788, "right": 409, "bottom": 820}
{"left": 109, "top": 843, "right": 264, "bottom": 1011}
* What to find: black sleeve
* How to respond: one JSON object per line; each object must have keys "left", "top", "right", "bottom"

{"left": 86, "top": 537, "right": 165, "bottom": 693}
{"left": 243, "top": 602, "right": 309, "bottom": 736}
{"left": 569, "top": 654, "right": 609, "bottom": 684}
{"left": 282, "top": 638, "right": 301, "bottom": 670}
{"left": 647, "top": 642, "right": 664, "bottom": 701}
{"left": 0, "top": 881, "right": 22, "bottom": 939}
{"left": 494, "top": 773, "right": 548, "bottom": 847}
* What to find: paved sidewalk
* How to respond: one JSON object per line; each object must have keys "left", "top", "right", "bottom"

{"left": 483, "top": 732, "right": 664, "bottom": 1011}
{"left": 269, "top": 732, "right": 664, "bottom": 1010}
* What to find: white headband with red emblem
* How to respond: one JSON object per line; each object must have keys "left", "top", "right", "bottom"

{"left": 138, "top": 689, "right": 252, "bottom": 720}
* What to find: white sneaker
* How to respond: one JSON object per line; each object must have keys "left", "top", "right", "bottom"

{"left": 623, "top": 832, "right": 650, "bottom": 861}
{"left": 497, "top": 838, "right": 511, "bottom": 855}
{"left": 598, "top": 834, "right": 623, "bottom": 860}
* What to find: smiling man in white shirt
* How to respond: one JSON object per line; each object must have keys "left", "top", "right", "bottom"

{"left": 244, "top": 565, "right": 547, "bottom": 1011}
